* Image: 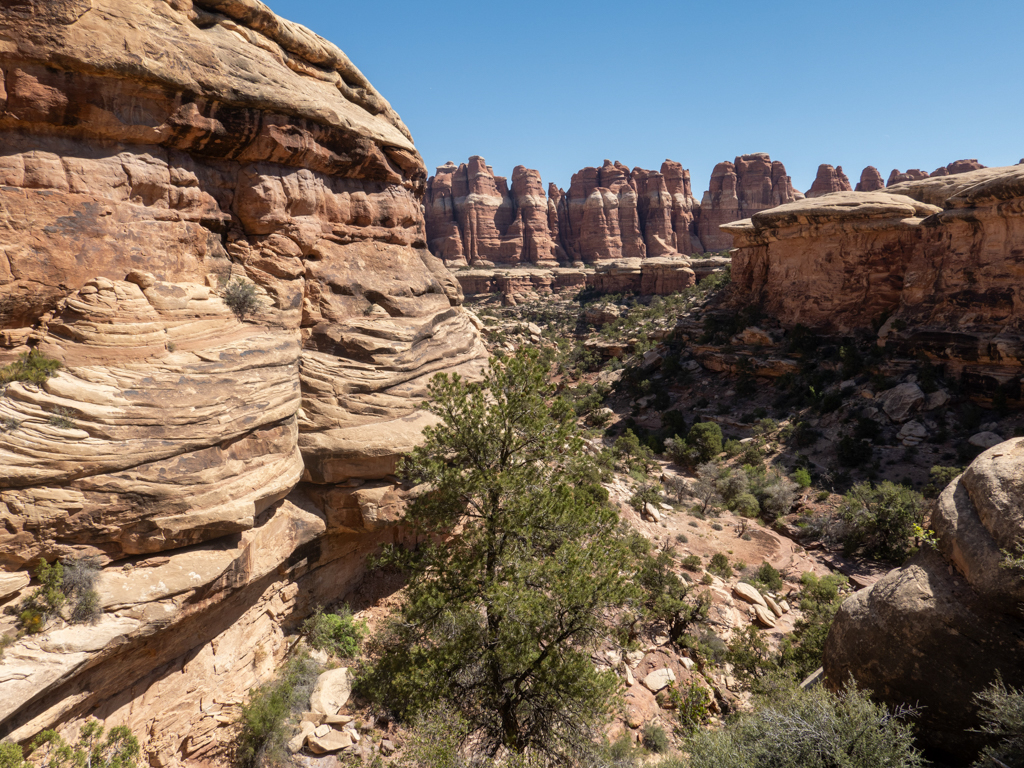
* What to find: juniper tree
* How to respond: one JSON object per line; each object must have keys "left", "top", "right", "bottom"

{"left": 363, "top": 351, "right": 644, "bottom": 763}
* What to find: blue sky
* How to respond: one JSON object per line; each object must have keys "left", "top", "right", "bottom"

{"left": 270, "top": 0, "right": 1023, "bottom": 194}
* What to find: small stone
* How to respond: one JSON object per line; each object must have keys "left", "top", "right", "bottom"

{"left": 314, "top": 724, "right": 331, "bottom": 738}
{"left": 324, "top": 714, "right": 354, "bottom": 725}
{"left": 779, "top": 600, "right": 791, "bottom": 614}
{"left": 380, "top": 740, "right": 396, "bottom": 756}
{"left": 765, "top": 595, "right": 784, "bottom": 618}
{"left": 287, "top": 721, "right": 316, "bottom": 754}
{"left": 680, "top": 656, "right": 695, "bottom": 671}
{"left": 623, "top": 662, "right": 635, "bottom": 687}
{"left": 526, "top": 322, "right": 542, "bottom": 335}
{"left": 300, "top": 712, "right": 324, "bottom": 725}
{"left": 643, "top": 668, "right": 676, "bottom": 692}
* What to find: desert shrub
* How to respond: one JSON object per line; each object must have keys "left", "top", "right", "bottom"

{"left": 670, "top": 680, "right": 712, "bottom": 734}
{"left": 708, "top": 553, "right": 732, "bottom": 579}
{"left": 837, "top": 436, "right": 873, "bottom": 467}
{"left": 700, "top": 573, "right": 713, "bottom": 585}
{"left": 740, "top": 441, "right": 764, "bottom": 467}
{"left": 757, "top": 475, "right": 798, "bottom": 523}
{"left": 973, "top": 675, "right": 1024, "bottom": 768}
{"left": 681, "top": 554, "right": 702, "bottom": 572}
{"left": 724, "top": 438, "right": 743, "bottom": 457}
{"left": 726, "top": 625, "right": 778, "bottom": 688}
{"left": 791, "top": 467, "right": 812, "bottom": 488}
{"left": 63, "top": 556, "right": 102, "bottom": 624}
{"left": 223, "top": 278, "right": 262, "bottom": 320}
{"left": 685, "top": 679, "right": 924, "bottom": 768}
{"left": 751, "top": 562, "right": 783, "bottom": 593}
{"left": 630, "top": 481, "right": 663, "bottom": 513}
{"left": 836, "top": 481, "right": 924, "bottom": 563}
{"left": 711, "top": 522, "right": 723, "bottom": 531}
{"left": 301, "top": 605, "right": 366, "bottom": 659}
{"left": 777, "top": 573, "right": 849, "bottom": 679}
{"left": 924, "top": 464, "right": 963, "bottom": 498}
{"left": 717, "top": 468, "right": 749, "bottom": 503}
{"left": 237, "top": 654, "right": 322, "bottom": 768}
{"left": 0, "top": 742, "right": 25, "bottom": 768}
{"left": 616, "top": 429, "right": 655, "bottom": 473}
{"left": 675, "top": 533, "right": 688, "bottom": 544}
{"left": 22, "top": 719, "right": 140, "bottom": 768}
{"left": 0, "top": 350, "right": 62, "bottom": 387}
{"left": 693, "top": 462, "right": 723, "bottom": 514}
{"left": 18, "top": 559, "right": 66, "bottom": 633}
{"left": 687, "top": 422, "right": 723, "bottom": 464}
{"left": 732, "top": 492, "right": 761, "bottom": 518}
{"left": 642, "top": 723, "right": 670, "bottom": 754}
{"left": 46, "top": 406, "right": 75, "bottom": 429}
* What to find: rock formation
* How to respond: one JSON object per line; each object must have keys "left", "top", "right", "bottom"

{"left": 887, "top": 159, "right": 986, "bottom": 186}
{"left": 824, "top": 438, "right": 1024, "bottom": 762}
{"left": 424, "top": 158, "right": 705, "bottom": 267}
{"left": 855, "top": 166, "right": 886, "bottom": 192}
{"left": 724, "top": 164, "right": 1024, "bottom": 400}
{"left": 0, "top": 0, "right": 486, "bottom": 762}
{"left": 697, "top": 154, "right": 801, "bottom": 252}
{"left": 805, "top": 164, "right": 852, "bottom": 198}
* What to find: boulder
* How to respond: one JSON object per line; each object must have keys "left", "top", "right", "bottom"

{"left": 307, "top": 729, "right": 353, "bottom": 754}
{"left": 824, "top": 439, "right": 1024, "bottom": 761}
{"left": 764, "top": 595, "right": 784, "bottom": 618}
{"left": 876, "top": 383, "right": 926, "bottom": 423}
{"left": 752, "top": 604, "right": 777, "bottom": 628}
{"left": 898, "top": 420, "right": 928, "bottom": 446}
{"left": 969, "top": 431, "right": 1004, "bottom": 449}
{"left": 643, "top": 668, "right": 676, "bottom": 692}
{"left": 643, "top": 503, "right": 662, "bottom": 523}
{"left": 732, "top": 582, "right": 768, "bottom": 608}
{"left": 310, "top": 668, "right": 352, "bottom": 716}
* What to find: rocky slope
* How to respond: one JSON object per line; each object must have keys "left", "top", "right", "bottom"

{"left": 0, "top": 0, "right": 486, "bottom": 763}
{"left": 724, "top": 163, "right": 1024, "bottom": 402}
{"left": 824, "top": 438, "right": 1024, "bottom": 762}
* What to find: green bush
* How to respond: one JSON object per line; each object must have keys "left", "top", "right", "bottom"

{"left": 223, "top": 278, "right": 262, "bottom": 320}
{"left": 924, "top": 464, "right": 963, "bottom": 498}
{"left": 687, "top": 422, "right": 723, "bottom": 464}
{"left": 752, "top": 562, "right": 783, "bottom": 593}
{"left": 684, "top": 679, "right": 924, "bottom": 768}
{"left": 836, "top": 481, "right": 924, "bottom": 563}
{"left": 669, "top": 680, "right": 712, "bottom": 734}
{"left": 642, "top": 723, "right": 670, "bottom": 754}
{"left": 18, "top": 559, "right": 66, "bottom": 633}
{"left": 732, "top": 493, "right": 761, "bottom": 518}
{"left": 237, "top": 654, "right": 322, "bottom": 768}
{"left": 973, "top": 675, "right": 1024, "bottom": 768}
{"left": 708, "top": 553, "right": 732, "bottom": 579}
{"left": 47, "top": 406, "right": 75, "bottom": 430}
{"left": 681, "top": 554, "right": 702, "bottom": 572}
{"left": 22, "top": 720, "right": 139, "bottom": 768}
{"left": 0, "top": 350, "right": 62, "bottom": 386}
{"left": 630, "top": 481, "right": 663, "bottom": 514}
{"left": 791, "top": 467, "right": 812, "bottom": 488}
{"left": 301, "top": 605, "right": 366, "bottom": 659}
{"left": 777, "top": 573, "right": 849, "bottom": 679}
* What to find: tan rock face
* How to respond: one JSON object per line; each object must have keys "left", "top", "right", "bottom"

{"left": 0, "top": 0, "right": 485, "bottom": 762}
{"left": 804, "top": 164, "right": 852, "bottom": 198}
{"left": 824, "top": 439, "right": 1024, "bottom": 762}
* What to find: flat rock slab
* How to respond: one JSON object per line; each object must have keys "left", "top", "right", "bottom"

{"left": 307, "top": 729, "right": 353, "bottom": 754}
{"left": 732, "top": 582, "right": 767, "bottom": 608}
{"left": 643, "top": 667, "right": 676, "bottom": 692}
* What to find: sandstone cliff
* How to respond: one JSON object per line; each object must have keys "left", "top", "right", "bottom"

{"left": 804, "top": 164, "right": 852, "bottom": 198}
{"left": 724, "top": 164, "right": 1024, "bottom": 401}
{"left": 696, "top": 153, "right": 801, "bottom": 252}
{"left": 824, "top": 438, "right": 1024, "bottom": 761}
{"left": 854, "top": 166, "right": 885, "bottom": 192}
{"left": 0, "top": 0, "right": 486, "bottom": 762}
{"left": 423, "top": 157, "right": 705, "bottom": 267}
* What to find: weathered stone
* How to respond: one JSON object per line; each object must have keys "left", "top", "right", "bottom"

{"left": 310, "top": 668, "right": 352, "bottom": 716}
{"left": 805, "top": 165, "right": 852, "bottom": 198}
{"left": 307, "top": 729, "right": 353, "bottom": 754}
{"left": 752, "top": 604, "right": 777, "bottom": 627}
{"left": 969, "top": 432, "right": 1004, "bottom": 449}
{"left": 764, "top": 595, "right": 784, "bottom": 618}
{"left": 732, "top": 582, "right": 767, "bottom": 608}
{"left": 643, "top": 668, "right": 676, "bottom": 692}
{"left": 876, "top": 383, "right": 926, "bottom": 423}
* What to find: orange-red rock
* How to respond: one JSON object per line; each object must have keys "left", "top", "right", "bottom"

{"left": 855, "top": 166, "right": 886, "bottom": 192}
{"left": 805, "top": 164, "right": 852, "bottom": 198}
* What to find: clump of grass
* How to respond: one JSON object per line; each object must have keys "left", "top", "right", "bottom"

{"left": 0, "top": 350, "right": 62, "bottom": 386}
{"left": 301, "top": 605, "right": 366, "bottom": 659}
{"left": 47, "top": 406, "right": 76, "bottom": 429}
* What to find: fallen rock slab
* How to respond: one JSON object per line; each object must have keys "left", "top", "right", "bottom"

{"left": 309, "top": 668, "right": 352, "bottom": 716}
{"left": 732, "top": 582, "right": 767, "bottom": 608}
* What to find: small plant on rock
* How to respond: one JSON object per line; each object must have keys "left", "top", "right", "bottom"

{"left": 223, "top": 278, "right": 262, "bottom": 320}
{"left": 0, "top": 349, "right": 62, "bottom": 387}
{"left": 47, "top": 406, "right": 76, "bottom": 430}
{"left": 301, "top": 604, "right": 366, "bottom": 659}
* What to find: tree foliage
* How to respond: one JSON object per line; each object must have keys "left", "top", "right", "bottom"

{"left": 362, "top": 351, "right": 646, "bottom": 764}
{"left": 836, "top": 481, "right": 925, "bottom": 563}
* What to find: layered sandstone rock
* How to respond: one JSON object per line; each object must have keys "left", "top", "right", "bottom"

{"left": 697, "top": 153, "right": 801, "bottom": 251}
{"left": 0, "top": 0, "right": 485, "bottom": 762}
{"left": 805, "top": 164, "right": 852, "bottom": 198}
{"left": 424, "top": 158, "right": 704, "bottom": 267}
{"left": 886, "top": 159, "right": 986, "bottom": 187}
{"left": 855, "top": 166, "right": 885, "bottom": 192}
{"left": 824, "top": 439, "right": 1024, "bottom": 761}
{"left": 725, "top": 164, "right": 1024, "bottom": 399}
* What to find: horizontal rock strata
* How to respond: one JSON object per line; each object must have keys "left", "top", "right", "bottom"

{"left": 0, "top": 1, "right": 486, "bottom": 764}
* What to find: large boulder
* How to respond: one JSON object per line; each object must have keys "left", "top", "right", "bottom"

{"left": 823, "top": 438, "right": 1024, "bottom": 762}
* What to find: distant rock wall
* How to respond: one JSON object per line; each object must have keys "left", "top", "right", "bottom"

{"left": 725, "top": 164, "right": 1024, "bottom": 399}
{"left": 0, "top": 0, "right": 485, "bottom": 762}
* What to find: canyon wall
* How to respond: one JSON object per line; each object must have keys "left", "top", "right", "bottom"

{"left": 724, "top": 163, "right": 1024, "bottom": 399}
{"left": 0, "top": 0, "right": 486, "bottom": 763}
{"left": 424, "top": 157, "right": 705, "bottom": 267}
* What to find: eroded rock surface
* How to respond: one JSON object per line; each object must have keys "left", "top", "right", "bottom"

{"left": 824, "top": 439, "right": 1024, "bottom": 762}
{"left": 0, "top": 1, "right": 485, "bottom": 762}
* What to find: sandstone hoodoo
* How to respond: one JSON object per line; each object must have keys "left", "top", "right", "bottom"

{"left": 696, "top": 153, "right": 801, "bottom": 252}
{"left": 724, "top": 164, "right": 1024, "bottom": 400}
{"left": 0, "top": 0, "right": 485, "bottom": 761}
{"left": 824, "top": 439, "right": 1024, "bottom": 761}
{"left": 855, "top": 165, "right": 886, "bottom": 192}
{"left": 887, "top": 158, "right": 987, "bottom": 186}
{"left": 804, "top": 164, "right": 852, "bottom": 198}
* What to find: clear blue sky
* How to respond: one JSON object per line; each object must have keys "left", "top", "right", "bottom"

{"left": 270, "top": 0, "right": 1023, "bottom": 195}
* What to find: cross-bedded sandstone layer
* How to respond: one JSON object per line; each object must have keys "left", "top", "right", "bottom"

{"left": 0, "top": 0, "right": 486, "bottom": 762}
